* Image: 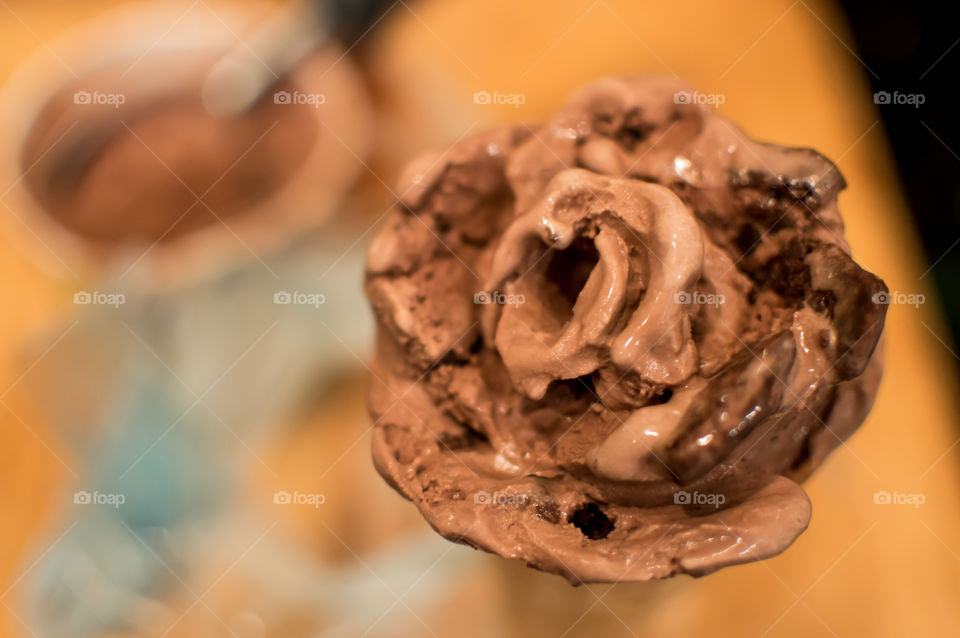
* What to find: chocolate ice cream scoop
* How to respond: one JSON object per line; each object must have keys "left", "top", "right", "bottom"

{"left": 22, "top": 54, "right": 319, "bottom": 245}
{"left": 365, "top": 77, "right": 887, "bottom": 583}
{"left": 0, "top": 2, "right": 374, "bottom": 288}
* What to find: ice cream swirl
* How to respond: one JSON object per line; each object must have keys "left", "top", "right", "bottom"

{"left": 366, "top": 77, "right": 888, "bottom": 583}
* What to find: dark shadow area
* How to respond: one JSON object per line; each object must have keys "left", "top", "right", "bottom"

{"left": 839, "top": 0, "right": 960, "bottom": 358}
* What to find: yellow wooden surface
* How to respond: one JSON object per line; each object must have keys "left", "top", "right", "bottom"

{"left": 2, "top": 1, "right": 960, "bottom": 637}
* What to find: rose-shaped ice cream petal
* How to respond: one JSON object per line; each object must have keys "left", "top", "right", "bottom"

{"left": 482, "top": 169, "right": 704, "bottom": 399}
{"left": 365, "top": 76, "right": 887, "bottom": 584}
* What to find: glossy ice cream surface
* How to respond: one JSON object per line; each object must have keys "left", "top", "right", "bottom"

{"left": 366, "top": 77, "right": 887, "bottom": 583}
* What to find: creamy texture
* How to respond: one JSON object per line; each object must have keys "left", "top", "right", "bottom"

{"left": 366, "top": 77, "right": 888, "bottom": 583}
{"left": 483, "top": 169, "right": 704, "bottom": 397}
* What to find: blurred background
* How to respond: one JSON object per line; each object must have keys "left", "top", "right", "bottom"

{"left": 0, "top": 1, "right": 958, "bottom": 637}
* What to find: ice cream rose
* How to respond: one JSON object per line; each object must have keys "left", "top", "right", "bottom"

{"left": 366, "top": 77, "right": 887, "bottom": 583}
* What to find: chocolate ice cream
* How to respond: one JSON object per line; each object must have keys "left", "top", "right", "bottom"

{"left": 22, "top": 54, "right": 317, "bottom": 244}
{"left": 366, "top": 77, "right": 887, "bottom": 583}
{"left": 17, "top": 47, "right": 370, "bottom": 250}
